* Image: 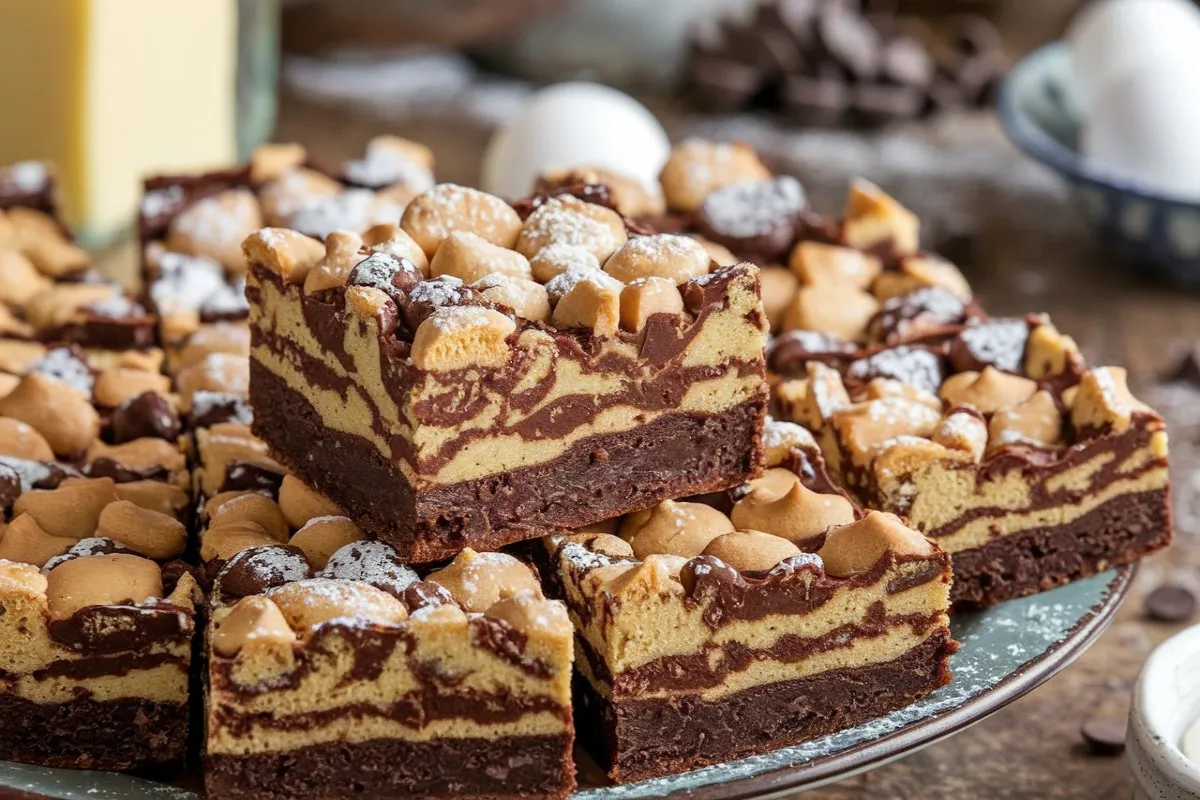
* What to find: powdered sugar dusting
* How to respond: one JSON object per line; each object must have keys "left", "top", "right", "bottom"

{"left": 4, "top": 161, "right": 48, "bottom": 192}
{"left": 957, "top": 319, "right": 1028, "bottom": 373}
{"left": 344, "top": 144, "right": 434, "bottom": 191}
{"left": 31, "top": 347, "right": 94, "bottom": 396}
{"left": 762, "top": 418, "right": 816, "bottom": 450}
{"left": 700, "top": 176, "right": 806, "bottom": 237}
{"left": 288, "top": 189, "right": 403, "bottom": 239}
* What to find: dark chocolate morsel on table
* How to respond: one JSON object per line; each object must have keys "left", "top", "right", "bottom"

{"left": 1080, "top": 717, "right": 1128, "bottom": 757}
{"left": 1144, "top": 584, "right": 1197, "bottom": 623}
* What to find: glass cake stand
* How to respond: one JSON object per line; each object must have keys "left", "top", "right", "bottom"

{"left": 0, "top": 566, "right": 1136, "bottom": 800}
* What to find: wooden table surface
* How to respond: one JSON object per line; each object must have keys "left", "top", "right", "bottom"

{"left": 100, "top": 89, "right": 1197, "bottom": 799}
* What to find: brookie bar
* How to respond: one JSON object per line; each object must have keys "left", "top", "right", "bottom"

{"left": 775, "top": 319, "right": 1172, "bottom": 607}
{"left": 243, "top": 181, "right": 769, "bottom": 561}
{"left": 542, "top": 419, "right": 955, "bottom": 781}
{"left": 205, "top": 542, "right": 575, "bottom": 800}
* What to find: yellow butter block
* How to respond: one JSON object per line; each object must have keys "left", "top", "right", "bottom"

{"left": 0, "top": 0, "right": 237, "bottom": 240}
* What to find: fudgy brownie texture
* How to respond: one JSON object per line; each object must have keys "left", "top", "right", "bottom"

{"left": 543, "top": 420, "right": 956, "bottom": 782}
{"left": 0, "top": 694, "right": 189, "bottom": 771}
{"left": 575, "top": 632, "right": 953, "bottom": 783}
{"left": 251, "top": 359, "right": 765, "bottom": 561}
{"left": 204, "top": 542, "right": 576, "bottom": 800}
{"left": 206, "top": 735, "right": 574, "bottom": 800}
{"left": 244, "top": 185, "right": 769, "bottom": 561}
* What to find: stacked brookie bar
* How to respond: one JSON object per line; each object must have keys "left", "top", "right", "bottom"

{"left": 0, "top": 162, "right": 200, "bottom": 770}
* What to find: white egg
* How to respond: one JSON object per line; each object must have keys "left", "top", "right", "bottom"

{"left": 1082, "top": 63, "right": 1200, "bottom": 200}
{"left": 480, "top": 82, "right": 671, "bottom": 200}
{"left": 1068, "top": 0, "right": 1200, "bottom": 116}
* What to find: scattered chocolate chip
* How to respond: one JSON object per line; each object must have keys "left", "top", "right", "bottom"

{"left": 0, "top": 463, "right": 20, "bottom": 515}
{"left": 949, "top": 318, "right": 1029, "bottom": 374}
{"left": 516, "top": 181, "right": 619, "bottom": 220}
{"left": 846, "top": 345, "right": 945, "bottom": 394}
{"left": 1080, "top": 716, "right": 1127, "bottom": 756}
{"left": 221, "top": 462, "right": 286, "bottom": 495}
{"left": 86, "top": 458, "right": 170, "bottom": 484}
{"left": 348, "top": 252, "right": 424, "bottom": 299}
{"left": 402, "top": 276, "right": 484, "bottom": 331}
{"left": 767, "top": 329, "right": 858, "bottom": 375}
{"left": 695, "top": 176, "right": 807, "bottom": 264}
{"left": 111, "top": 391, "right": 182, "bottom": 444}
{"left": 189, "top": 391, "right": 254, "bottom": 429}
{"left": 402, "top": 580, "right": 456, "bottom": 613}
{"left": 867, "top": 286, "right": 967, "bottom": 344}
{"left": 199, "top": 280, "right": 250, "bottom": 322}
{"left": 215, "top": 544, "right": 313, "bottom": 603}
{"left": 319, "top": 541, "right": 419, "bottom": 600}
{"left": 1144, "top": 584, "right": 1197, "bottom": 623}
{"left": 43, "top": 537, "right": 138, "bottom": 573}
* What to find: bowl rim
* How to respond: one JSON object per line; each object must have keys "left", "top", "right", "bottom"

{"left": 1130, "top": 623, "right": 1200, "bottom": 792}
{"left": 997, "top": 41, "right": 1200, "bottom": 211}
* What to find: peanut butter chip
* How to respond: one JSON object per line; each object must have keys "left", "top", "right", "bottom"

{"left": 938, "top": 367, "right": 1038, "bottom": 414}
{"left": 401, "top": 184, "right": 522, "bottom": 258}
{"left": 659, "top": 139, "right": 771, "bottom": 213}
{"left": 266, "top": 578, "right": 409, "bottom": 631}
{"left": 278, "top": 475, "right": 342, "bottom": 529}
{"left": 201, "top": 522, "right": 279, "bottom": 563}
{"left": 209, "top": 493, "right": 290, "bottom": 544}
{"left": 484, "top": 590, "right": 572, "bottom": 639}
{"left": 0, "top": 514, "right": 77, "bottom": 567}
{"left": 742, "top": 468, "right": 802, "bottom": 502}
{"left": 0, "top": 417, "right": 54, "bottom": 461}
{"left": 242, "top": 228, "right": 326, "bottom": 286}
{"left": 516, "top": 195, "right": 627, "bottom": 262}
{"left": 933, "top": 410, "right": 988, "bottom": 462}
{"left": 45, "top": 554, "right": 163, "bottom": 619}
{"left": 550, "top": 272, "right": 622, "bottom": 336}
{"left": 816, "top": 511, "right": 933, "bottom": 577}
{"left": 13, "top": 478, "right": 120, "bottom": 540}
{"left": 988, "top": 390, "right": 1063, "bottom": 449}
{"left": 702, "top": 530, "right": 802, "bottom": 573}
{"left": 411, "top": 307, "right": 516, "bottom": 371}
{"left": 731, "top": 482, "right": 856, "bottom": 544}
{"left": 96, "top": 501, "right": 187, "bottom": 561}
{"left": 212, "top": 595, "right": 297, "bottom": 657}
{"left": 249, "top": 142, "right": 307, "bottom": 183}
{"left": 624, "top": 500, "right": 735, "bottom": 559}
{"left": 842, "top": 180, "right": 920, "bottom": 255}
{"left": 426, "top": 548, "right": 542, "bottom": 613}
{"left": 1071, "top": 367, "right": 1152, "bottom": 434}
{"left": 603, "top": 234, "right": 711, "bottom": 286}
{"left": 784, "top": 284, "right": 880, "bottom": 341}
{"left": 362, "top": 223, "right": 429, "bottom": 275}
{"left": 289, "top": 516, "right": 364, "bottom": 570}
{"left": 619, "top": 276, "right": 686, "bottom": 333}
{"left": 303, "top": 230, "right": 365, "bottom": 294}
{"left": 529, "top": 243, "right": 602, "bottom": 284}
{"left": 760, "top": 419, "right": 817, "bottom": 466}
{"left": 430, "top": 231, "right": 533, "bottom": 284}
{"left": 166, "top": 188, "right": 263, "bottom": 273}
{"left": 789, "top": 241, "right": 882, "bottom": 289}
{"left": 759, "top": 267, "right": 799, "bottom": 332}
{"left": 472, "top": 274, "right": 551, "bottom": 323}
{"left": 0, "top": 372, "right": 100, "bottom": 457}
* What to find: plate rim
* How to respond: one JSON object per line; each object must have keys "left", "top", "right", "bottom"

{"left": 638, "top": 564, "right": 1137, "bottom": 800}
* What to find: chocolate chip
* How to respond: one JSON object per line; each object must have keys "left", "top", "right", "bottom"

{"left": 1144, "top": 584, "right": 1197, "bottom": 623}
{"left": 766, "top": 329, "right": 857, "bottom": 375}
{"left": 319, "top": 540, "right": 419, "bottom": 600}
{"left": 0, "top": 463, "right": 20, "bottom": 515}
{"left": 43, "top": 537, "right": 139, "bottom": 573}
{"left": 199, "top": 280, "right": 250, "bottom": 322}
{"left": 188, "top": 391, "right": 254, "bottom": 429}
{"left": 86, "top": 458, "right": 170, "bottom": 484}
{"left": 1080, "top": 717, "right": 1127, "bottom": 756}
{"left": 348, "top": 252, "right": 424, "bottom": 298}
{"left": 111, "top": 391, "right": 182, "bottom": 444}
{"left": 867, "top": 287, "right": 967, "bottom": 345}
{"left": 222, "top": 462, "right": 285, "bottom": 495}
{"left": 402, "top": 580, "right": 456, "bottom": 613}
{"left": 215, "top": 544, "right": 313, "bottom": 603}
{"left": 402, "top": 276, "right": 487, "bottom": 331}
{"left": 949, "top": 318, "right": 1029, "bottom": 374}
{"left": 695, "top": 176, "right": 806, "bottom": 264}
{"left": 845, "top": 345, "right": 945, "bottom": 394}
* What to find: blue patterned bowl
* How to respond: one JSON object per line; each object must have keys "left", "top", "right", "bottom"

{"left": 998, "top": 42, "right": 1200, "bottom": 284}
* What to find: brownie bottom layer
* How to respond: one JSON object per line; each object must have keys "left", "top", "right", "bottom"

{"left": 948, "top": 488, "right": 1172, "bottom": 608}
{"left": 205, "top": 733, "right": 575, "bottom": 800}
{"left": 576, "top": 631, "right": 955, "bottom": 784}
{"left": 0, "top": 693, "right": 188, "bottom": 770}
{"left": 251, "top": 360, "right": 766, "bottom": 562}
